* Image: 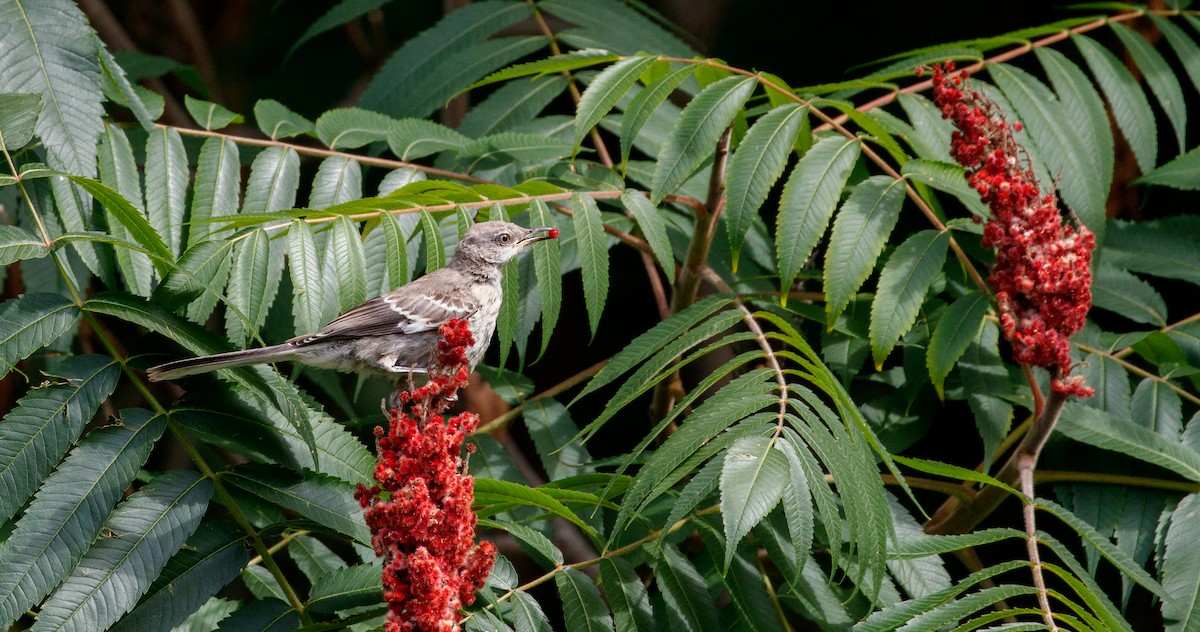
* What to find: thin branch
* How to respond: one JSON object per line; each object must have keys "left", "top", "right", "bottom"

{"left": 1021, "top": 459, "right": 1058, "bottom": 632}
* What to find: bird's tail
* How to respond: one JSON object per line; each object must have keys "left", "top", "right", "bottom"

{"left": 146, "top": 344, "right": 296, "bottom": 381}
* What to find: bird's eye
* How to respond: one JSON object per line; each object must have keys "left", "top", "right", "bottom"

{"left": 498, "top": 233, "right": 511, "bottom": 243}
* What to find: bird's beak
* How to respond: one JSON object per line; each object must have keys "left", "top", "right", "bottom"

{"left": 519, "top": 226, "right": 559, "bottom": 246}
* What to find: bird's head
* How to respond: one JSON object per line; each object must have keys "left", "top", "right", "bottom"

{"left": 453, "top": 221, "right": 558, "bottom": 266}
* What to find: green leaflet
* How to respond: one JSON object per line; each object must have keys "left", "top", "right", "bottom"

{"left": 287, "top": 534, "right": 345, "bottom": 584}
{"left": 775, "top": 136, "right": 861, "bottom": 301}
{"left": 1035, "top": 46, "right": 1114, "bottom": 227}
{"left": 473, "top": 478, "right": 595, "bottom": 536}
{"left": 651, "top": 75, "right": 756, "bottom": 204}
{"left": 528, "top": 199, "right": 561, "bottom": 359}
{"left": 0, "top": 0, "right": 102, "bottom": 176}
{"left": 824, "top": 175, "right": 906, "bottom": 324}
{"left": 1092, "top": 262, "right": 1168, "bottom": 326}
{"left": 68, "top": 175, "right": 172, "bottom": 275}
{"left": 32, "top": 471, "right": 212, "bottom": 632}
{"left": 461, "top": 131, "right": 572, "bottom": 171}
{"left": 1078, "top": 351, "right": 1133, "bottom": 419}
{"left": 1073, "top": 33, "right": 1157, "bottom": 175}
{"left": 572, "top": 194, "right": 609, "bottom": 337}
{"left": 574, "top": 295, "right": 732, "bottom": 402}
{"left": 253, "top": 98, "right": 314, "bottom": 140}
{"left": 541, "top": 0, "right": 694, "bottom": 57}
{"left": 484, "top": 519, "right": 562, "bottom": 569}
{"left": 97, "top": 124, "right": 153, "bottom": 296}
{"left": 1131, "top": 377, "right": 1183, "bottom": 439}
{"left": 1138, "top": 147, "right": 1200, "bottom": 191}
{"left": 154, "top": 239, "right": 236, "bottom": 327}
{"left": 621, "top": 191, "right": 676, "bottom": 283}
{"left": 926, "top": 292, "right": 989, "bottom": 399}
{"left": 143, "top": 126, "right": 188, "bottom": 257}
{"left": 459, "top": 74, "right": 569, "bottom": 138}
{"left": 224, "top": 228, "right": 284, "bottom": 347}
{"left": 331, "top": 216, "right": 368, "bottom": 311}
{"left": 720, "top": 434, "right": 789, "bottom": 568}
{"left": 574, "top": 55, "right": 658, "bottom": 154}
{"left": 379, "top": 212, "right": 411, "bottom": 290}
{"left": 1038, "top": 498, "right": 1167, "bottom": 600}
{"left": 1110, "top": 21, "right": 1187, "bottom": 151}
{"left": 1153, "top": 15, "right": 1200, "bottom": 99}
{"left": 188, "top": 137, "right": 241, "bottom": 247}
{"left": 308, "top": 156, "right": 362, "bottom": 209}
{"left": 241, "top": 146, "right": 300, "bottom": 215}
{"left": 419, "top": 210, "right": 445, "bottom": 273}
{"left": 651, "top": 545, "right": 720, "bottom": 632}
{"left": 555, "top": 568, "right": 613, "bottom": 632}
{"left": 0, "top": 93, "right": 43, "bottom": 150}
{"left": 386, "top": 119, "right": 469, "bottom": 160}
{"left": 287, "top": 0, "right": 390, "bottom": 58}
{"left": 585, "top": 311, "right": 748, "bottom": 434}
{"left": 612, "top": 369, "right": 777, "bottom": 538}
{"left": 598, "top": 558, "right": 655, "bottom": 632}
{"left": 307, "top": 564, "right": 382, "bottom": 614}
{"left": 776, "top": 433, "right": 815, "bottom": 582}
{"left": 0, "top": 293, "right": 80, "bottom": 380}
{"left": 855, "top": 560, "right": 1028, "bottom": 632}
{"left": 314, "top": 107, "right": 394, "bottom": 150}
{"left": 897, "top": 93, "right": 953, "bottom": 163}
{"left": 0, "top": 224, "right": 49, "bottom": 266}
{"left": 724, "top": 103, "right": 807, "bottom": 268}
{"left": 493, "top": 204, "right": 518, "bottom": 367}
{"left": 288, "top": 220, "right": 325, "bottom": 335}
{"left": 869, "top": 229, "right": 948, "bottom": 369}
{"left": 183, "top": 95, "right": 243, "bottom": 131}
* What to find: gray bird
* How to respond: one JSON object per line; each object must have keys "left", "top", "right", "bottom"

{"left": 146, "top": 221, "right": 557, "bottom": 382}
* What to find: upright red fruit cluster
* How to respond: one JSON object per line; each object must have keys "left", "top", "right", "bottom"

{"left": 355, "top": 319, "right": 496, "bottom": 631}
{"left": 929, "top": 62, "right": 1095, "bottom": 397}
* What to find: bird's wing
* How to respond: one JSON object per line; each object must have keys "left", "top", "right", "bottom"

{"left": 289, "top": 275, "right": 480, "bottom": 344}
